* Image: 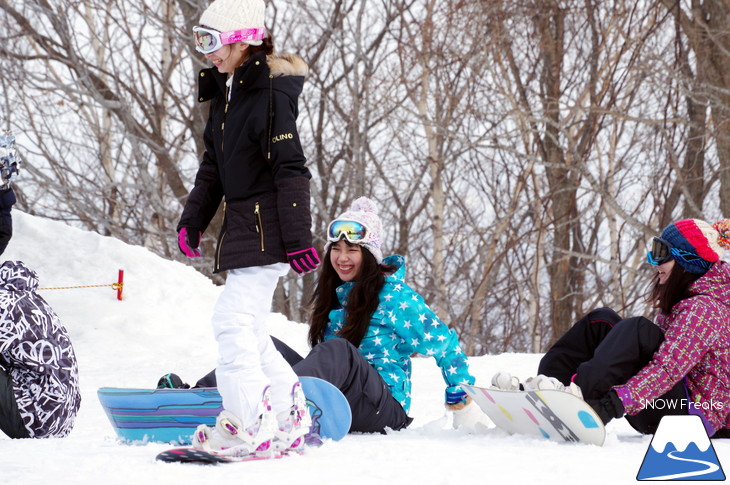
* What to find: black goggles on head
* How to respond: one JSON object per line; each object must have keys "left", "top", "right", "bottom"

{"left": 647, "top": 237, "right": 673, "bottom": 265}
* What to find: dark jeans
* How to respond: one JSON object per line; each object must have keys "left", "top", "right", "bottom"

{"left": 538, "top": 307, "right": 687, "bottom": 434}
{"left": 195, "top": 337, "right": 412, "bottom": 434}
{"left": 0, "top": 368, "right": 29, "bottom": 438}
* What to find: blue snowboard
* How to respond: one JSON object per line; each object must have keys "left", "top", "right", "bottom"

{"left": 98, "top": 376, "right": 351, "bottom": 444}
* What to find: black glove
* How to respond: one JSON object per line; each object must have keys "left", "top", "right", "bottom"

{"left": 587, "top": 390, "right": 625, "bottom": 424}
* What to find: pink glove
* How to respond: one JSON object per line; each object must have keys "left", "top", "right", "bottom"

{"left": 178, "top": 227, "right": 202, "bottom": 258}
{"left": 287, "top": 247, "right": 320, "bottom": 274}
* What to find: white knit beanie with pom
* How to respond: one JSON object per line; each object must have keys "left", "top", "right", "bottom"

{"left": 200, "top": 0, "right": 265, "bottom": 45}
{"left": 325, "top": 197, "right": 384, "bottom": 264}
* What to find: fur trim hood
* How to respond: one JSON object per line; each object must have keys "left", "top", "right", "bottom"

{"left": 268, "top": 53, "right": 308, "bottom": 78}
{"left": 198, "top": 51, "right": 307, "bottom": 103}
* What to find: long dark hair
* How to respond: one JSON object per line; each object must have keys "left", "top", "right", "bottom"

{"left": 308, "top": 242, "right": 391, "bottom": 348}
{"left": 649, "top": 262, "right": 703, "bottom": 314}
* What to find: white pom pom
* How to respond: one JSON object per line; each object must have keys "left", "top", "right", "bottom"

{"left": 350, "top": 197, "right": 378, "bottom": 214}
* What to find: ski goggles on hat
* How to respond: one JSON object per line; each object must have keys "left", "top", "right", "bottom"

{"left": 647, "top": 237, "right": 712, "bottom": 270}
{"left": 193, "top": 26, "right": 266, "bottom": 54}
{"left": 327, "top": 220, "right": 368, "bottom": 244}
{"left": 647, "top": 237, "right": 673, "bottom": 265}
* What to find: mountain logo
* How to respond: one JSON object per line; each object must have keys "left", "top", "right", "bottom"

{"left": 637, "top": 415, "right": 725, "bottom": 481}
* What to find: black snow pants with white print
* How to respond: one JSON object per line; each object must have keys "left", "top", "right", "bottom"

{"left": 0, "top": 261, "right": 81, "bottom": 438}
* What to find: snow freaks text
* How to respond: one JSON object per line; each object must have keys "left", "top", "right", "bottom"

{"left": 640, "top": 398, "right": 725, "bottom": 412}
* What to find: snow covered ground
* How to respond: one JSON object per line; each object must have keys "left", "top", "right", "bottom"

{"left": 1, "top": 211, "right": 728, "bottom": 484}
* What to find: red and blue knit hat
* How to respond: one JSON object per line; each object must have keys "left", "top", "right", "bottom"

{"left": 659, "top": 219, "right": 730, "bottom": 274}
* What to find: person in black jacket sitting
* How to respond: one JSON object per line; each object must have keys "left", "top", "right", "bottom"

{"left": 0, "top": 261, "right": 81, "bottom": 438}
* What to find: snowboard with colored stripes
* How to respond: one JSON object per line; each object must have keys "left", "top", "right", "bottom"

{"left": 98, "top": 376, "right": 351, "bottom": 445}
{"left": 462, "top": 383, "right": 606, "bottom": 446}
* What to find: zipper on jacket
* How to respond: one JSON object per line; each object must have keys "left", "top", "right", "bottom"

{"left": 221, "top": 103, "right": 228, "bottom": 153}
{"left": 216, "top": 202, "right": 227, "bottom": 270}
{"left": 254, "top": 202, "right": 265, "bottom": 252}
{"left": 221, "top": 85, "right": 230, "bottom": 153}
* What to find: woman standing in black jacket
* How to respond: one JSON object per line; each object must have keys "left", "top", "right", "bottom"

{"left": 177, "top": 0, "right": 319, "bottom": 457}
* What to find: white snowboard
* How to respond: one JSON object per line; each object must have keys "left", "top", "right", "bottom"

{"left": 462, "top": 383, "right": 606, "bottom": 446}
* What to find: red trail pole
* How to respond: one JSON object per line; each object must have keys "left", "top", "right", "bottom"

{"left": 117, "top": 270, "right": 124, "bottom": 301}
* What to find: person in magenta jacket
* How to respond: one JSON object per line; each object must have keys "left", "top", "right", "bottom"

{"left": 537, "top": 218, "right": 730, "bottom": 436}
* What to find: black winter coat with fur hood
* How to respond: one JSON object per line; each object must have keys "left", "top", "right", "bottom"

{"left": 178, "top": 51, "right": 313, "bottom": 272}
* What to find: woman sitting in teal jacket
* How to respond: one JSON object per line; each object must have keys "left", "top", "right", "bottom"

{"left": 290, "top": 197, "right": 479, "bottom": 433}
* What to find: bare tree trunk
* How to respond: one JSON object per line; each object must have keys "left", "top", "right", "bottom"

{"left": 533, "top": 3, "right": 579, "bottom": 344}
{"left": 663, "top": 0, "right": 730, "bottom": 217}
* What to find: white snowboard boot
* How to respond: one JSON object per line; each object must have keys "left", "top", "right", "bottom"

{"left": 523, "top": 374, "right": 583, "bottom": 399}
{"left": 523, "top": 374, "right": 565, "bottom": 391}
{"left": 490, "top": 371, "right": 521, "bottom": 391}
{"left": 192, "top": 386, "right": 277, "bottom": 457}
{"left": 274, "top": 381, "right": 315, "bottom": 452}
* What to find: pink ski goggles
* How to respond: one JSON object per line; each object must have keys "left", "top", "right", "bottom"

{"left": 193, "top": 26, "right": 266, "bottom": 54}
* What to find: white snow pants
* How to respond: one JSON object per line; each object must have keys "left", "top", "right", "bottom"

{"left": 212, "top": 262, "right": 297, "bottom": 428}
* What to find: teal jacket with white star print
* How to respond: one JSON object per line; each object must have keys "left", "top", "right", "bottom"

{"left": 324, "top": 255, "right": 475, "bottom": 413}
